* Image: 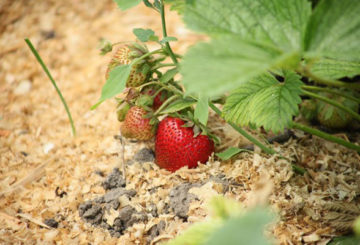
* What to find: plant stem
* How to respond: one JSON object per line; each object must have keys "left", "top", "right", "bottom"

{"left": 154, "top": 94, "right": 180, "bottom": 115}
{"left": 303, "top": 90, "right": 360, "bottom": 122}
{"left": 302, "top": 85, "right": 360, "bottom": 104}
{"left": 159, "top": 0, "right": 178, "bottom": 64}
{"left": 25, "top": 38, "right": 76, "bottom": 137}
{"left": 209, "top": 103, "right": 305, "bottom": 174}
{"left": 132, "top": 49, "right": 164, "bottom": 66}
{"left": 209, "top": 103, "right": 276, "bottom": 155}
{"left": 291, "top": 122, "right": 360, "bottom": 152}
{"left": 151, "top": 63, "right": 177, "bottom": 70}
{"left": 139, "top": 81, "right": 183, "bottom": 96}
{"left": 299, "top": 66, "right": 360, "bottom": 91}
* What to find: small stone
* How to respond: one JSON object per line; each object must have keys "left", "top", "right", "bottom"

{"left": 14, "top": 80, "right": 32, "bottom": 95}
{"left": 43, "top": 142, "right": 54, "bottom": 154}
{"left": 44, "top": 218, "right": 58, "bottom": 228}
{"left": 41, "top": 30, "right": 56, "bottom": 39}
{"left": 147, "top": 220, "right": 166, "bottom": 242}
{"left": 78, "top": 201, "right": 103, "bottom": 225}
{"left": 117, "top": 206, "right": 136, "bottom": 224}
{"left": 134, "top": 148, "right": 155, "bottom": 162}
{"left": 94, "top": 170, "right": 105, "bottom": 177}
{"left": 102, "top": 168, "right": 126, "bottom": 190}
{"left": 102, "top": 188, "right": 136, "bottom": 203}
{"left": 146, "top": 203, "right": 158, "bottom": 217}
{"left": 169, "top": 183, "right": 201, "bottom": 219}
{"left": 208, "top": 175, "right": 230, "bottom": 193}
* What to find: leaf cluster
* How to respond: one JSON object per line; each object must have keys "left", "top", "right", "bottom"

{"left": 180, "top": 0, "right": 360, "bottom": 133}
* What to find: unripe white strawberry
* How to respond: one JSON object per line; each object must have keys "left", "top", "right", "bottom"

{"left": 106, "top": 43, "right": 151, "bottom": 88}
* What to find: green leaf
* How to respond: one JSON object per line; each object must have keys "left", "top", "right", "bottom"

{"left": 304, "top": 0, "right": 360, "bottom": 62}
{"left": 142, "top": 0, "right": 153, "bottom": 8}
{"left": 223, "top": 72, "right": 303, "bottom": 133}
{"left": 354, "top": 216, "right": 360, "bottom": 236}
{"left": 153, "top": 0, "right": 161, "bottom": 10}
{"left": 328, "top": 236, "right": 360, "bottom": 245}
{"left": 114, "top": 0, "right": 141, "bottom": 10}
{"left": 206, "top": 208, "right": 274, "bottom": 245}
{"left": 308, "top": 58, "right": 360, "bottom": 79}
{"left": 133, "top": 28, "right": 157, "bottom": 42}
{"left": 91, "top": 65, "right": 131, "bottom": 109}
{"left": 98, "top": 38, "right": 113, "bottom": 55}
{"left": 160, "top": 36, "right": 178, "bottom": 44}
{"left": 181, "top": 35, "right": 300, "bottom": 97}
{"left": 194, "top": 94, "right": 209, "bottom": 126}
{"left": 184, "top": 0, "right": 311, "bottom": 50}
{"left": 160, "top": 67, "right": 178, "bottom": 83}
{"left": 164, "top": 0, "right": 189, "bottom": 14}
{"left": 165, "top": 221, "right": 223, "bottom": 245}
{"left": 160, "top": 98, "right": 196, "bottom": 114}
{"left": 209, "top": 196, "right": 243, "bottom": 220}
{"left": 216, "top": 147, "right": 247, "bottom": 161}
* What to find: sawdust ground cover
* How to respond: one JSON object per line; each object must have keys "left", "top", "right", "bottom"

{"left": 1, "top": 1, "right": 360, "bottom": 244}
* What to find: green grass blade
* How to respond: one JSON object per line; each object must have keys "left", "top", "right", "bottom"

{"left": 25, "top": 38, "right": 76, "bottom": 136}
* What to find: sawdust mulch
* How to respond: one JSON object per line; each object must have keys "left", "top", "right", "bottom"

{"left": 1, "top": 1, "right": 360, "bottom": 244}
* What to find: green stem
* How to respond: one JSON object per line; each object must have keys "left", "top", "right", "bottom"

{"left": 209, "top": 103, "right": 276, "bottom": 155}
{"left": 154, "top": 94, "right": 179, "bottom": 115}
{"left": 302, "top": 85, "right": 360, "bottom": 104}
{"left": 209, "top": 103, "right": 305, "bottom": 174}
{"left": 159, "top": 0, "right": 178, "bottom": 64}
{"left": 151, "top": 63, "right": 177, "bottom": 70}
{"left": 303, "top": 90, "right": 360, "bottom": 122}
{"left": 139, "top": 81, "right": 183, "bottom": 96}
{"left": 291, "top": 122, "right": 360, "bottom": 152}
{"left": 132, "top": 49, "right": 164, "bottom": 66}
{"left": 299, "top": 66, "right": 360, "bottom": 91}
{"left": 25, "top": 38, "right": 76, "bottom": 137}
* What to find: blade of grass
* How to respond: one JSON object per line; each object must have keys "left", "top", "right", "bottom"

{"left": 25, "top": 38, "right": 76, "bottom": 136}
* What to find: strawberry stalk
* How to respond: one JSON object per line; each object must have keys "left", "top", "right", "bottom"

{"left": 151, "top": 63, "right": 177, "bottom": 70}
{"left": 154, "top": 94, "right": 180, "bottom": 115}
{"left": 291, "top": 122, "right": 360, "bottom": 152}
{"left": 302, "top": 90, "right": 360, "bottom": 122}
{"left": 131, "top": 48, "right": 164, "bottom": 66}
{"left": 159, "top": 0, "right": 178, "bottom": 65}
{"left": 209, "top": 102, "right": 306, "bottom": 175}
{"left": 298, "top": 66, "right": 360, "bottom": 91}
{"left": 302, "top": 85, "right": 360, "bottom": 104}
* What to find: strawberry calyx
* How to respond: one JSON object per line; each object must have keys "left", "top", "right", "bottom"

{"left": 166, "top": 111, "right": 220, "bottom": 145}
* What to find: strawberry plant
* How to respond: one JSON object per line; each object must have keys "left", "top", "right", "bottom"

{"left": 93, "top": 0, "right": 360, "bottom": 176}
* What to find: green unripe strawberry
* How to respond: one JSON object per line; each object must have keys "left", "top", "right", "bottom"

{"left": 316, "top": 92, "right": 358, "bottom": 129}
{"left": 300, "top": 99, "right": 317, "bottom": 121}
{"left": 116, "top": 102, "right": 131, "bottom": 122}
{"left": 106, "top": 43, "right": 151, "bottom": 88}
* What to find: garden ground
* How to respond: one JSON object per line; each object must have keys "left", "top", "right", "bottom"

{"left": 1, "top": 0, "right": 360, "bottom": 244}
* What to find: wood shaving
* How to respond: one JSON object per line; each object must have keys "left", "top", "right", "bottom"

{"left": 1, "top": 0, "right": 360, "bottom": 244}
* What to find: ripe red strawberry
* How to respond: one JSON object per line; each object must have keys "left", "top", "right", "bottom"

{"left": 155, "top": 117, "right": 215, "bottom": 172}
{"left": 120, "top": 106, "right": 155, "bottom": 140}
{"left": 106, "top": 44, "right": 150, "bottom": 88}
